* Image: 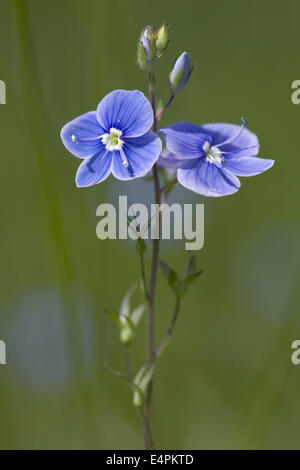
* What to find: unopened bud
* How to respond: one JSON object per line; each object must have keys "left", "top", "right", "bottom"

{"left": 156, "top": 23, "right": 169, "bottom": 55}
{"left": 120, "top": 325, "right": 134, "bottom": 345}
{"left": 169, "top": 51, "right": 193, "bottom": 95}
{"left": 137, "top": 26, "right": 157, "bottom": 72}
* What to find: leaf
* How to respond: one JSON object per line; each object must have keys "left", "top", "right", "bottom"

{"left": 158, "top": 167, "right": 170, "bottom": 186}
{"left": 156, "top": 99, "right": 164, "bottom": 118}
{"left": 119, "top": 283, "right": 137, "bottom": 320}
{"left": 133, "top": 365, "right": 146, "bottom": 386}
{"left": 130, "top": 303, "right": 146, "bottom": 327}
{"left": 159, "top": 260, "right": 181, "bottom": 298}
{"left": 132, "top": 365, "right": 155, "bottom": 407}
{"left": 139, "top": 366, "right": 154, "bottom": 393}
{"left": 105, "top": 363, "right": 142, "bottom": 395}
{"left": 180, "top": 270, "right": 203, "bottom": 296}
{"left": 164, "top": 178, "right": 178, "bottom": 196}
{"left": 185, "top": 254, "right": 197, "bottom": 277}
{"left": 135, "top": 236, "right": 146, "bottom": 255}
{"left": 104, "top": 308, "right": 122, "bottom": 328}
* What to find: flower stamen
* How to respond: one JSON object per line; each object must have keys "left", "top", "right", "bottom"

{"left": 215, "top": 117, "right": 248, "bottom": 149}
{"left": 101, "top": 128, "right": 124, "bottom": 152}
{"left": 71, "top": 134, "right": 102, "bottom": 143}
{"left": 203, "top": 141, "right": 224, "bottom": 165}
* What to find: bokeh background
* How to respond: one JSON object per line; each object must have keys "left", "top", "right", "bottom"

{"left": 0, "top": 0, "right": 299, "bottom": 449}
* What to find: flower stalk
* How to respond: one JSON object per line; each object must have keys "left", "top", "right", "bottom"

{"left": 142, "top": 70, "right": 161, "bottom": 450}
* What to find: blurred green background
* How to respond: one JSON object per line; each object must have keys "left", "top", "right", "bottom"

{"left": 0, "top": 0, "right": 299, "bottom": 450}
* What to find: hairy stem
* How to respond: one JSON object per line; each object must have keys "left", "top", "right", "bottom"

{"left": 123, "top": 346, "right": 133, "bottom": 381}
{"left": 142, "top": 71, "right": 161, "bottom": 450}
{"left": 156, "top": 94, "right": 175, "bottom": 121}
{"left": 139, "top": 251, "right": 148, "bottom": 300}
{"left": 156, "top": 298, "right": 181, "bottom": 358}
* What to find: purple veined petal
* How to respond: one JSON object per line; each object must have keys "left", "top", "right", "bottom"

{"left": 224, "top": 156, "right": 274, "bottom": 176}
{"left": 97, "top": 90, "right": 154, "bottom": 138}
{"left": 111, "top": 132, "right": 162, "bottom": 180}
{"left": 177, "top": 159, "right": 241, "bottom": 197}
{"left": 159, "top": 122, "right": 210, "bottom": 159}
{"left": 75, "top": 146, "right": 112, "bottom": 187}
{"left": 158, "top": 149, "right": 199, "bottom": 170}
{"left": 61, "top": 111, "right": 105, "bottom": 159}
{"left": 196, "top": 123, "right": 260, "bottom": 158}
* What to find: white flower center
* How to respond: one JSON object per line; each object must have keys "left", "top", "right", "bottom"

{"left": 101, "top": 128, "right": 124, "bottom": 152}
{"left": 203, "top": 141, "right": 223, "bottom": 164}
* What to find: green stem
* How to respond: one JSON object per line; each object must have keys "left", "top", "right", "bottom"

{"left": 142, "top": 71, "right": 161, "bottom": 450}
{"left": 139, "top": 251, "right": 148, "bottom": 299}
{"left": 156, "top": 94, "right": 175, "bottom": 121}
{"left": 155, "top": 298, "right": 181, "bottom": 358}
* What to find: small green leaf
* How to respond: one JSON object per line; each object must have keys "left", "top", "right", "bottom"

{"left": 160, "top": 260, "right": 181, "bottom": 297}
{"left": 105, "top": 363, "right": 143, "bottom": 404}
{"left": 104, "top": 308, "right": 122, "bottom": 328}
{"left": 130, "top": 303, "right": 146, "bottom": 327}
{"left": 180, "top": 270, "right": 203, "bottom": 296}
{"left": 132, "top": 365, "right": 154, "bottom": 407}
{"left": 185, "top": 254, "right": 197, "bottom": 277}
{"left": 156, "top": 99, "right": 164, "bottom": 117}
{"left": 134, "top": 365, "right": 147, "bottom": 386}
{"left": 119, "top": 283, "right": 137, "bottom": 320}
{"left": 158, "top": 167, "right": 170, "bottom": 186}
{"left": 135, "top": 237, "right": 146, "bottom": 255}
{"left": 164, "top": 178, "right": 178, "bottom": 196}
{"left": 139, "top": 366, "right": 154, "bottom": 393}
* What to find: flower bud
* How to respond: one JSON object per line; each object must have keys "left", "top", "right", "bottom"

{"left": 133, "top": 388, "right": 144, "bottom": 408}
{"left": 120, "top": 325, "right": 134, "bottom": 345}
{"left": 137, "top": 26, "right": 157, "bottom": 72}
{"left": 156, "top": 23, "right": 169, "bottom": 55}
{"left": 169, "top": 51, "right": 193, "bottom": 95}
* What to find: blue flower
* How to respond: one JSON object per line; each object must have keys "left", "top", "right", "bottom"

{"left": 169, "top": 52, "right": 192, "bottom": 95}
{"left": 61, "top": 90, "right": 162, "bottom": 187}
{"left": 159, "top": 119, "right": 274, "bottom": 197}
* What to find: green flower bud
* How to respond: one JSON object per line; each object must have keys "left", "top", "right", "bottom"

{"left": 133, "top": 388, "right": 144, "bottom": 408}
{"left": 156, "top": 23, "right": 169, "bottom": 56}
{"left": 137, "top": 26, "right": 157, "bottom": 72}
{"left": 120, "top": 325, "right": 134, "bottom": 345}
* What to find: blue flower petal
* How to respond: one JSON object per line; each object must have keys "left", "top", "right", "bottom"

{"left": 61, "top": 111, "right": 105, "bottom": 159}
{"left": 158, "top": 149, "right": 199, "bottom": 169}
{"left": 112, "top": 132, "right": 162, "bottom": 180}
{"left": 196, "top": 123, "right": 260, "bottom": 158}
{"left": 159, "top": 122, "right": 210, "bottom": 159}
{"left": 76, "top": 147, "right": 112, "bottom": 187}
{"left": 97, "top": 90, "right": 154, "bottom": 138}
{"left": 224, "top": 156, "right": 274, "bottom": 176}
{"left": 177, "top": 160, "right": 241, "bottom": 197}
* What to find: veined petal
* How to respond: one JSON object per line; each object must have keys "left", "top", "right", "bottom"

{"left": 196, "top": 123, "right": 260, "bottom": 157}
{"left": 177, "top": 160, "right": 241, "bottom": 197}
{"left": 159, "top": 122, "right": 210, "bottom": 159}
{"left": 225, "top": 156, "right": 274, "bottom": 176}
{"left": 112, "top": 132, "right": 162, "bottom": 180}
{"left": 76, "top": 147, "right": 112, "bottom": 187}
{"left": 158, "top": 149, "right": 199, "bottom": 169}
{"left": 97, "top": 90, "right": 154, "bottom": 138}
{"left": 61, "top": 111, "right": 105, "bottom": 158}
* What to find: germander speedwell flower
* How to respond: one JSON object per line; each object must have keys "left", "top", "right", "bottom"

{"left": 159, "top": 119, "right": 274, "bottom": 197}
{"left": 61, "top": 89, "right": 162, "bottom": 187}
